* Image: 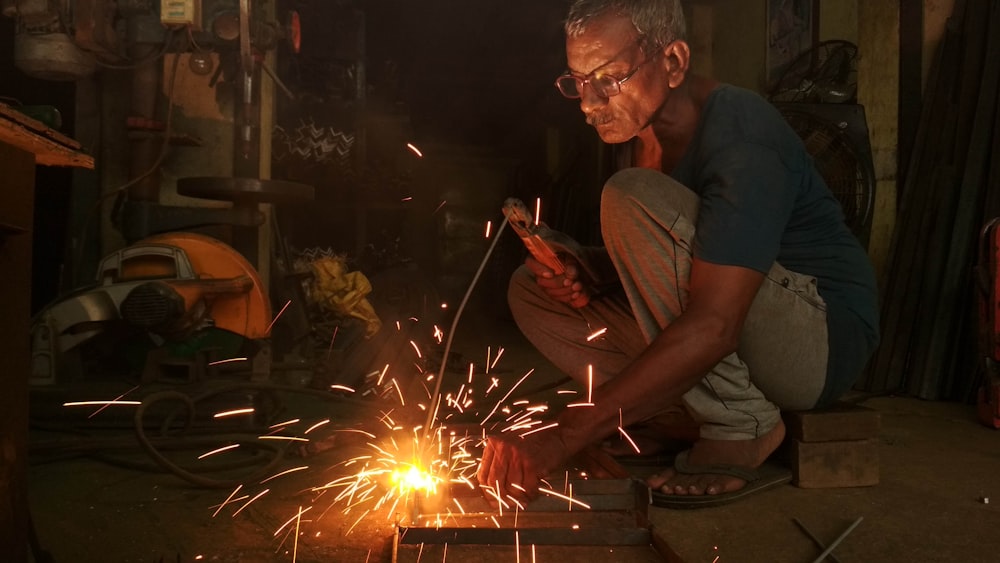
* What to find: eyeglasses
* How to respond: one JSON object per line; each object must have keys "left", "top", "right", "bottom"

{"left": 554, "top": 41, "right": 660, "bottom": 99}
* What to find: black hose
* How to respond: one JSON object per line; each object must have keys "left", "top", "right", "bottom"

{"left": 134, "top": 391, "right": 287, "bottom": 488}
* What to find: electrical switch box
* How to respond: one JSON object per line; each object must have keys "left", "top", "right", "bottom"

{"left": 161, "top": 0, "right": 202, "bottom": 29}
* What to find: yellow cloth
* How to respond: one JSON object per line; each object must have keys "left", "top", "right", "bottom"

{"left": 310, "top": 256, "right": 381, "bottom": 338}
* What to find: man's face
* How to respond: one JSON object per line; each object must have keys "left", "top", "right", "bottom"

{"left": 564, "top": 14, "right": 669, "bottom": 144}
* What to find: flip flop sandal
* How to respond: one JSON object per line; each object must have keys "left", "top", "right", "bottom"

{"left": 650, "top": 450, "right": 793, "bottom": 509}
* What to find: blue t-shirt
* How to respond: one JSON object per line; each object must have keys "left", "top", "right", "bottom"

{"left": 667, "top": 84, "right": 879, "bottom": 406}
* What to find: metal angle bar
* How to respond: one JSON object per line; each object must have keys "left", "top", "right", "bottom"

{"left": 397, "top": 526, "right": 653, "bottom": 546}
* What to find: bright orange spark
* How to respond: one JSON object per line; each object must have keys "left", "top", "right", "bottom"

{"left": 406, "top": 142, "right": 423, "bottom": 157}
{"left": 273, "top": 505, "right": 312, "bottom": 537}
{"left": 212, "top": 485, "right": 243, "bottom": 517}
{"left": 87, "top": 385, "right": 140, "bottom": 418}
{"left": 586, "top": 327, "right": 608, "bottom": 341}
{"left": 303, "top": 419, "right": 330, "bottom": 434}
{"left": 270, "top": 418, "right": 300, "bottom": 429}
{"left": 485, "top": 220, "right": 493, "bottom": 238}
{"left": 537, "top": 487, "right": 591, "bottom": 509}
{"left": 63, "top": 400, "right": 140, "bottom": 407}
{"left": 617, "top": 426, "right": 641, "bottom": 454}
{"left": 260, "top": 465, "right": 309, "bottom": 484}
{"left": 232, "top": 488, "right": 269, "bottom": 517}
{"left": 198, "top": 444, "right": 239, "bottom": 459}
{"left": 208, "top": 357, "right": 248, "bottom": 366}
{"left": 587, "top": 364, "right": 593, "bottom": 403}
{"left": 265, "top": 299, "right": 292, "bottom": 334}
{"left": 213, "top": 408, "right": 254, "bottom": 418}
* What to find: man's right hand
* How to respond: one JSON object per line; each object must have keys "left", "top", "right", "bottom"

{"left": 525, "top": 255, "right": 590, "bottom": 308}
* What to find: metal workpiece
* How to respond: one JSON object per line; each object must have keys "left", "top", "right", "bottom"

{"left": 392, "top": 478, "right": 683, "bottom": 563}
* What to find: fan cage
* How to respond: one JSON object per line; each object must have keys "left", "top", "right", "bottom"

{"left": 780, "top": 109, "right": 875, "bottom": 245}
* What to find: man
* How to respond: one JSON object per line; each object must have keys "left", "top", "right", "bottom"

{"left": 477, "top": 0, "right": 879, "bottom": 506}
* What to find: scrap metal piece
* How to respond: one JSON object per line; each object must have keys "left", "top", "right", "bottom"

{"left": 394, "top": 478, "right": 683, "bottom": 562}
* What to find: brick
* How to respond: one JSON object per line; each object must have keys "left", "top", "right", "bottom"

{"left": 790, "top": 438, "right": 879, "bottom": 489}
{"left": 783, "top": 402, "right": 880, "bottom": 442}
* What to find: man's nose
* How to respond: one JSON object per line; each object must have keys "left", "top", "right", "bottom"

{"left": 579, "top": 84, "right": 607, "bottom": 114}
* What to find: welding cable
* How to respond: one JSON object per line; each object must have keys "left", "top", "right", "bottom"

{"left": 423, "top": 216, "right": 510, "bottom": 435}
{"left": 134, "top": 390, "right": 288, "bottom": 488}
{"left": 72, "top": 32, "right": 184, "bottom": 282}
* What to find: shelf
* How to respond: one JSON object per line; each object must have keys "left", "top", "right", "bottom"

{"left": 0, "top": 102, "right": 94, "bottom": 169}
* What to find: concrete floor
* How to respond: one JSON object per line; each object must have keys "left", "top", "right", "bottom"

{"left": 26, "top": 313, "right": 1000, "bottom": 563}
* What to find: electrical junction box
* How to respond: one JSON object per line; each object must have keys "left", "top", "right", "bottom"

{"left": 161, "top": 0, "right": 202, "bottom": 28}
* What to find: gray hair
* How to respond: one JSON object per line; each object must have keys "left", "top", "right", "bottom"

{"left": 565, "top": 0, "right": 687, "bottom": 53}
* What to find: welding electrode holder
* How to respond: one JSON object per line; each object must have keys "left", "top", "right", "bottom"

{"left": 502, "top": 198, "right": 594, "bottom": 307}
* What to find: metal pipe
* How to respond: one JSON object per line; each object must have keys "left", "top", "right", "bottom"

{"left": 809, "top": 517, "right": 863, "bottom": 563}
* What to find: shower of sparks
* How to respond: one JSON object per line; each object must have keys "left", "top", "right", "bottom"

{"left": 586, "top": 327, "right": 608, "bottom": 341}
{"left": 207, "top": 316, "right": 592, "bottom": 547}
{"left": 199, "top": 444, "right": 240, "bottom": 459}
{"left": 406, "top": 142, "right": 423, "bottom": 157}
{"left": 214, "top": 408, "right": 255, "bottom": 419}
{"left": 265, "top": 299, "right": 292, "bottom": 335}
{"left": 485, "top": 220, "right": 493, "bottom": 238}
{"left": 208, "top": 357, "right": 248, "bottom": 366}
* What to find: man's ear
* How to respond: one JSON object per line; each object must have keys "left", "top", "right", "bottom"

{"left": 663, "top": 40, "right": 691, "bottom": 88}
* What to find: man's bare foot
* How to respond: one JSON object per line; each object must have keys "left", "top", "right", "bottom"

{"left": 646, "top": 418, "right": 786, "bottom": 496}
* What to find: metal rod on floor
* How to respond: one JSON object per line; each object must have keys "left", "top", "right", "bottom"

{"left": 809, "top": 516, "right": 863, "bottom": 563}
{"left": 792, "top": 518, "right": 842, "bottom": 563}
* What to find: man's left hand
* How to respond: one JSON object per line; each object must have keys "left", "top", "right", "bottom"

{"left": 477, "top": 429, "right": 571, "bottom": 507}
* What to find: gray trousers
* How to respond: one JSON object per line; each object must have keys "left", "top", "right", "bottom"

{"left": 508, "top": 168, "right": 829, "bottom": 441}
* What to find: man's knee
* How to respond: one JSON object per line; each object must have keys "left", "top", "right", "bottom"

{"left": 507, "top": 265, "right": 537, "bottom": 318}
{"left": 601, "top": 167, "right": 698, "bottom": 224}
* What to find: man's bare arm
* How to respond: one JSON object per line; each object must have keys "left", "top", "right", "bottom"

{"left": 557, "top": 258, "right": 766, "bottom": 451}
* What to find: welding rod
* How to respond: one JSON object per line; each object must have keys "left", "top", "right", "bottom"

{"left": 423, "top": 217, "right": 510, "bottom": 435}
{"left": 809, "top": 516, "right": 863, "bottom": 563}
{"left": 792, "top": 518, "right": 842, "bottom": 563}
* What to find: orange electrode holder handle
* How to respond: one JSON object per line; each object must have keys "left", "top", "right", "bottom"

{"left": 502, "top": 198, "right": 590, "bottom": 308}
